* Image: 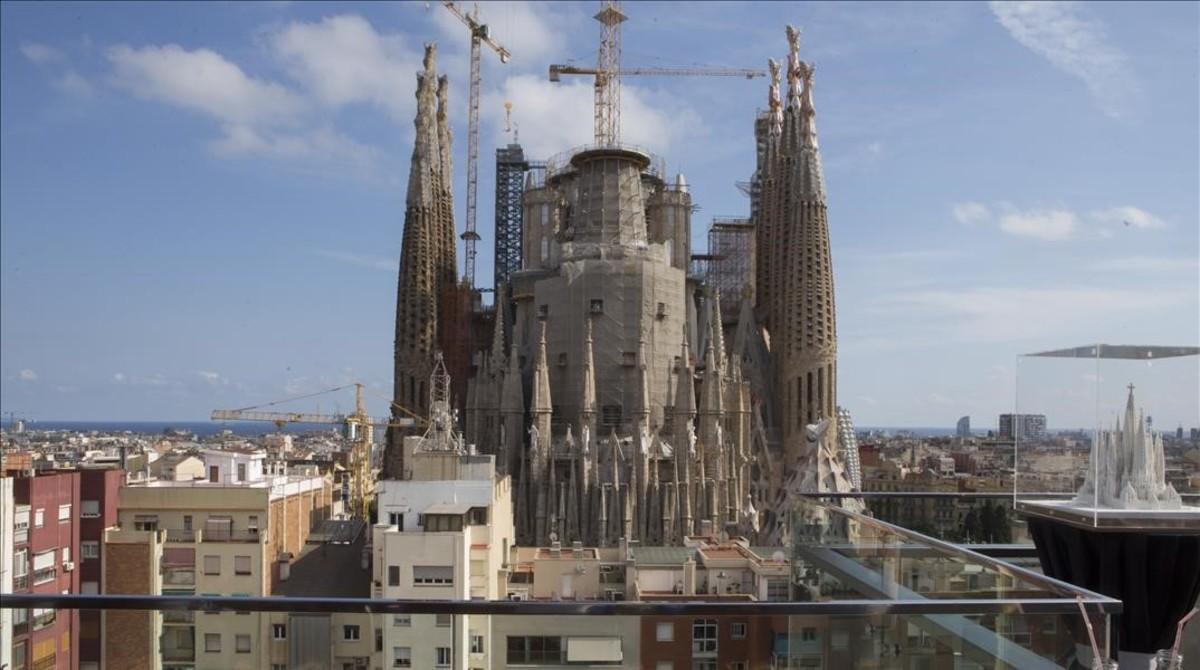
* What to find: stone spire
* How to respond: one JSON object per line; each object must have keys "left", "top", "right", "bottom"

{"left": 387, "top": 42, "right": 456, "bottom": 479}
{"left": 580, "top": 317, "right": 598, "bottom": 437}
{"left": 531, "top": 320, "right": 553, "bottom": 544}
{"left": 673, "top": 333, "right": 696, "bottom": 434}
{"left": 531, "top": 321, "right": 553, "bottom": 421}
{"left": 756, "top": 25, "right": 837, "bottom": 469}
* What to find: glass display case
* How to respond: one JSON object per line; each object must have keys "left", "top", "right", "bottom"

{"left": 1013, "top": 344, "right": 1200, "bottom": 530}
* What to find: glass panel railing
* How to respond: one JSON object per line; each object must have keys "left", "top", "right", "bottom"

{"left": 803, "top": 492, "right": 1199, "bottom": 545}
{"left": 1, "top": 497, "right": 1127, "bottom": 669}
{"left": 0, "top": 603, "right": 1115, "bottom": 670}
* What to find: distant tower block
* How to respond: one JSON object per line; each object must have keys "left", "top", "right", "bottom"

{"left": 956, "top": 416, "right": 971, "bottom": 438}
{"left": 494, "top": 143, "right": 530, "bottom": 292}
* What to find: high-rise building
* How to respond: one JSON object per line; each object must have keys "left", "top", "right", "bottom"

{"left": 12, "top": 470, "right": 82, "bottom": 670}
{"left": 998, "top": 414, "right": 1047, "bottom": 441}
{"left": 77, "top": 468, "right": 124, "bottom": 670}
{"left": 388, "top": 43, "right": 458, "bottom": 479}
{"left": 956, "top": 416, "right": 971, "bottom": 438}
{"left": 0, "top": 477, "right": 14, "bottom": 670}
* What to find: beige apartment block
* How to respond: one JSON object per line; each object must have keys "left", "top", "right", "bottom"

{"left": 103, "top": 469, "right": 334, "bottom": 670}
{"left": 375, "top": 447, "right": 514, "bottom": 670}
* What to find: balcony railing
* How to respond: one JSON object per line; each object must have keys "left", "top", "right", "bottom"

{"left": 165, "top": 528, "right": 196, "bottom": 543}
{"left": 202, "top": 528, "right": 260, "bottom": 543}
{"left": 32, "top": 567, "right": 56, "bottom": 585}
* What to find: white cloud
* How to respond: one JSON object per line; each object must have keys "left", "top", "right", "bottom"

{"left": 952, "top": 201, "right": 990, "bottom": 226}
{"left": 989, "top": 1, "right": 1140, "bottom": 119}
{"left": 1089, "top": 206, "right": 1165, "bottom": 230}
{"left": 484, "top": 75, "right": 703, "bottom": 158}
{"left": 107, "top": 44, "right": 304, "bottom": 126}
{"left": 53, "top": 70, "right": 94, "bottom": 97}
{"left": 18, "top": 369, "right": 38, "bottom": 382}
{"left": 106, "top": 42, "right": 389, "bottom": 177}
{"left": 20, "top": 42, "right": 65, "bottom": 65}
{"left": 113, "top": 372, "right": 127, "bottom": 383}
{"left": 997, "top": 208, "right": 1078, "bottom": 241}
{"left": 1089, "top": 256, "right": 1199, "bottom": 273}
{"left": 196, "top": 370, "right": 225, "bottom": 385}
{"left": 267, "top": 14, "right": 421, "bottom": 120}
{"left": 316, "top": 250, "right": 395, "bottom": 272}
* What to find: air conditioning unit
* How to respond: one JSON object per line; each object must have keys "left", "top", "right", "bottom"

{"left": 606, "top": 590, "right": 625, "bottom": 601}
{"left": 507, "top": 592, "right": 528, "bottom": 601}
{"left": 62, "top": 561, "right": 75, "bottom": 572}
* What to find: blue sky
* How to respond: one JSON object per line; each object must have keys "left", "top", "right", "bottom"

{"left": 2, "top": 1, "right": 1197, "bottom": 429}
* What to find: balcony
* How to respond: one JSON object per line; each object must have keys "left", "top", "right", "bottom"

{"left": 164, "top": 528, "right": 196, "bottom": 543}
{"left": 201, "top": 528, "right": 260, "bottom": 543}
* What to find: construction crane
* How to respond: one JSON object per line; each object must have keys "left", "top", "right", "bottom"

{"left": 440, "top": 1, "right": 512, "bottom": 287}
{"left": 553, "top": 1, "right": 766, "bottom": 145}
{"left": 212, "top": 384, "right": 423, "bottom": 521}
{"left": 549, "top": 64, "right": 766, "bottom": 81}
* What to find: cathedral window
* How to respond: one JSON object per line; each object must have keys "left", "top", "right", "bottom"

{"left": 590, "top": 299, "right": 604, "bottom": 314}
{"left": 601, "top": 405, "right": 623, "bottom": 427}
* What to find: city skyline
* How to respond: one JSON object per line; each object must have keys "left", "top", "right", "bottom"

{"left": 2, "top": 1, "right": 1197, "bottom": 426}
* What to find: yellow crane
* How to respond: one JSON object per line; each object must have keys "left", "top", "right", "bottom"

{"left": 440, "top": 1, "right": 512, "bottom": 287}
{"left": 212, "top": 384, "right": 423, "bottom": 521}
{"left": 552, "top": 1, "right": 766, "bottom": 145}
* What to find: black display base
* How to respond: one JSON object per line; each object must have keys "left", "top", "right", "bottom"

{"left": 1027, "top": 516, "right": 1200, "bottom": 655}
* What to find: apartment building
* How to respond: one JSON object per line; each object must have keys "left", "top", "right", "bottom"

{"left": 1, "top": 477, "right": 13, "bottom": 670}
{"left": 12, "top": 470, "right": 81, "bottom": 670}
{"left": 103, "top": 454, "right": 333, "bottom": 670}
{"left": 268, "top": 519, "right": 376, "bottom": 670}
{"left": 77, "top": 468, "right": 123, "bottom": 670}
{"left": 374, "top": 447, "right": 514, "bottom": 670}
{"left": 494, "top": 539, "right": 796, "bottom": 670}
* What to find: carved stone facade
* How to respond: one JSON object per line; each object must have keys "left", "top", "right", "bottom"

{"left": 752, "top": 25, "right": 838, "bottom": 467}
{"left": 387, "top": 44, "right": 457, "bottom": 479}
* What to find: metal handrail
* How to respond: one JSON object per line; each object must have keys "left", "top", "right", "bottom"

{"left": 0, "top": 593, "right": 1120, "bottom": 616}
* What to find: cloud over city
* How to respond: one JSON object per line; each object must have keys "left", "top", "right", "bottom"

{"left": 989, "top": 1, "right": 1142, "bottom": 119}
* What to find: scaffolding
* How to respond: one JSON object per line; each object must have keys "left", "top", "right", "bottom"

{"left": 494, "top": 143, "right": 529, "bottom": 292}
{"left": 705, "top": 217, "right": 755, "bottom": 319}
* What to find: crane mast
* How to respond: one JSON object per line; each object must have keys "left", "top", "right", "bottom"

{"left": 557, "top": 1, "right": 764, "bottom": 146}
{"left": 441, "top": 1, "right": 511, "bottom": 287}
{"left": 594, "top": 1, "right": 627, "bottom": 146}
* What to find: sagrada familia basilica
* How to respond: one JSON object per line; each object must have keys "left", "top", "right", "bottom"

{"left": 385, "top": 26, "right": 857, "bottom": 547}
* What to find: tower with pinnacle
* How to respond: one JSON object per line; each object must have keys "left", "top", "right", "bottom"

{"left": 386, "top": 43, "right": 457, "bottom": 480}
{"left": 752, "top": 25, "right": 838, "bottom": 469}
